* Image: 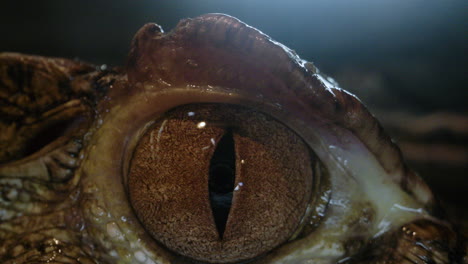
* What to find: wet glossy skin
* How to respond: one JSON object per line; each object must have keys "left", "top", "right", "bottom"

{"left": 0, "top": 14, "right": 464, "bottom": 263}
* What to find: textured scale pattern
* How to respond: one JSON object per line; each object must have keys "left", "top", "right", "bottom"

{"left": 0, "top": 14, "right": 465, "bottom": 264}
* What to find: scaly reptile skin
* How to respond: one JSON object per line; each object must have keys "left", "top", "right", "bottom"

{"left": 0, "top": 14, "right": 465, "bottom": 264}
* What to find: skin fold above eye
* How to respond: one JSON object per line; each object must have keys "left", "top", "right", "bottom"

{"left": 0, "top": 13, "right": 465, "bottom": 264}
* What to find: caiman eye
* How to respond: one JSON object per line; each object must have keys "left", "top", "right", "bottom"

{"left": 127, "top": 103, "right": 317, "bottom": 263}
{"left": 60, "top": 14, "right": 446, "bottom": 264}
{"left": 0, "top": 12, "right": 459, "bottom": 264}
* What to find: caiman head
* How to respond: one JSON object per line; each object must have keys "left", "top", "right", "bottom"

{"left": 0, "top": 14, "right": 465, "bottom": 264}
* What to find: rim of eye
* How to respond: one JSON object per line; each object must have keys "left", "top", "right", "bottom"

{"left": 126, "top": 103, "right": 330, "bottom": 263}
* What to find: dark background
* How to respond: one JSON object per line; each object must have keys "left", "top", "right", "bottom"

{"left": 1, "top": 1, "right": 466, "bottom": 218}
{"left": 1, "top": 0, "right": 466, "bottom": 113}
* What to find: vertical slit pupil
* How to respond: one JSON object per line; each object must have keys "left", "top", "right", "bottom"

{"left": 209, "top": 130, "right": 236, "bottom": 239}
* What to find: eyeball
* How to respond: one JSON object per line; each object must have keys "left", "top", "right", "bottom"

{"left": 128, "top": 103, "right": 317, "bottom": 263}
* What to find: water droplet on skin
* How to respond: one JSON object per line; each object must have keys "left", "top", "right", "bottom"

{"left": 107, "top": 222, "right": 124, "bottom": 241}
{"left": 91, "top": 205, "right": 106, "bottom": 217}
{"left": 134, "top": 251, "right": 147, "bottom": 262}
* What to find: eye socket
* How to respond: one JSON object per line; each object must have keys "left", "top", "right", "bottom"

{"left": 128, "top": 103, "right": 316, "bottom": 263}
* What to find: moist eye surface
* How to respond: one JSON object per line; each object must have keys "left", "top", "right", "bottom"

{"left": 127, "top": 103, "right": 316, "bottom": 263}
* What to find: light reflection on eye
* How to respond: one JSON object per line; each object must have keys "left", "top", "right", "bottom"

{"left": 197, "top": 121, "right": 207, "bottom": 129}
